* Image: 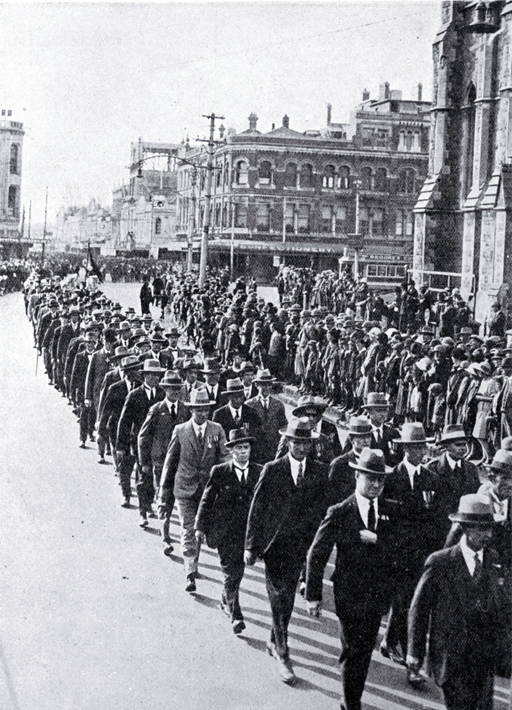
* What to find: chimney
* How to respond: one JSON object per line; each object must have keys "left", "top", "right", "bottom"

{"left": 379, "top": 82, "right": 390, "bottom": 101}
{"left": 219, "top": 123, "right": 225, "bottom": 139}
{"left": 282, "top": 114, "right": 289, "bottom": 129}
{"left": 248, "top": 113, "right": 258, "bottom": 131}
{"left": 418, "top": 82, "right": 423, "bottom": 101}
{"left": 362, "top": 88, "right": 370, "bottom": 101}
{"left": 272, "top": 123, "right": 275, "bottom": 130}
{"left": 327, "top": 103, "right": 332, "bottom": 126}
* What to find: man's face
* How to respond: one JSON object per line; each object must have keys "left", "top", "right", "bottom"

{"left": 164, "top": 388, "right": 180, "bottom": 403}
{"left": 229, "top": 393, "right": 245, "bottom": 409}
{"left": 231, "top": 442, "right": 251, "bottom": 467}
{"left": 463, "top": 526, "right": 493, "bottom": 552}
{"left": 445, "top": 440, "right": 467, "bottom": 461}
{"left": 169, "top": 336, "right": 179, "bottom": 349}
{"left": 404, "top": 443, "right": 427, "bottom": 467}
{"left": 192, "top": 407, "right": 210, "bottom": 425}
{"left": 303, "top": 410, "right": 322, "bottom": 428}
{"left": 257, "top": 383, "right": 272, "bottom": 398}
{"left": 151, "top": 341, "right": 164, "bottom": 353}
{"left": 104, "top": 340, "right": 115, "bottom": 353}
{"left": 288, "top": 438, "right": 312, "bottom": 461}
{"left": 355, "top": 471, "right": 385, "bottom": 500}
{"left": 205, "top": 372, "right": 220, "bottom": 386}
{"left": 241, "top": 372, "right": 254, "bottom": 386}
{"left": 144, "top": 373, "right": 161, "bottom": 388}
{"left": 351, "top": 433, "right": 372, "bottom": 453}
{"left": 85, "top": 339, "right": 97, "bottom": 352}
{"left": 489, "top": 472, "right": 512, "bottom": 500}
{"left": 368, "top": 408, "right": 388, "bottom": 427}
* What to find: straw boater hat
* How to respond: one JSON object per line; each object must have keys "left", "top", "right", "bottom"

{"left": 253, "top": 368, "right": 276, "bottom": 384}
{"left": 347, "top": 416, "right": 374, "bottom": 436}
{"left": 449, "top": 494, "right": 495, "bottom": 526}
{"left": 363, "top": 392, "right": 390, "bottom": 410}
{"left": 292, "top": 395, "right": 327, "bottom": 418}
{"left": 160, "top": 371, "right": 183, "bottom": 388}
{"left": 393, "top": 422, "right": 434, "bottom": 444}
{"left": 225, "top": 428, "right": 255, "bottom": 447}
{"left": 437, "top": 424, "right": 468, "bottom": 445}
{"left": 279, "top": 417, "right": 321, "bottom": 440}
{"left": 187, "top": 388, "right": 216, "bottom": 408}
{"left": 225, "top": 378, "right": 245, "bottom": 395}
{"left": 142, "top": 359, "right": 166, "bottom": 375}
{"left": 349, "top": 448, "right": 392, "bottom": 475}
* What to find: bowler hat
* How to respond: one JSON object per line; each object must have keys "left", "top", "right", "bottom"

{"left": 363, "top": 392, "right": 390, "bottom": 409}
{"left": 349, "top": 448, "right": 392, "bottom": 475}
{"left": 142, "top": 359, "right": 166, "bottom": 374}
{"left": 253, "top": 368, "right": 276, "bottom": 384}
{"left": 292, "top": 395, "right": 327, "bottom": 418}
{"left": 225, "top": 428, "right": 255, "bottom": 447}
{"left": 486, "top": 449, "right": 512, "bottom": 476}
{"left": 393, "top": 422, "right": 433, "bottom": 444}
{"left": 225, "top": 378, "right": 245, "bottom": 395}
{"left": 449, "top": 494, "right": 495, "bottom": 526}
{"left": 347, "top": 416, "right": 374, "bottom": 437}
{"left": 160, "top": 370, "right": 183, "bottom": 388}
{"left": 187, "top": 388, "right": 215, "bottom": 408}
{"left": 438, "top": 424, "right": 468, "bottom": 445}
{"left": 279, "top": 417, "right": 320, "bottom": 440}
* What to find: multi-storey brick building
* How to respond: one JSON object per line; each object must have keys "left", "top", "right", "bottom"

{"left": 0, "top": 110, "right": 24, "bottom": 258}
{"left": 176, "top": 85, "right": 430, "bottom": 287}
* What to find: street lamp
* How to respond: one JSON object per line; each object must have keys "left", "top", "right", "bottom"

{"left": 347, "top": 177, "right": 363, "bottom": 278}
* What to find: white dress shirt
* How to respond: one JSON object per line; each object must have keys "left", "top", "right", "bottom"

{"left": 288, "top": 454, "right": 305, "bottom": 486}
{"left": 446, "top": 453, "right": 461, "bottom": 471}
{"left": 233, "top": 463, "right": 249, "bottom": 483}
{"left": 403, "top": 458, "right": 421, "bottom": 489}
{"left": 355, "top": 490, "right": 379, "bottom": 530}
{"left": 229, "top": 403, "right": 242, "bottom": 422}
{"left": 460, "top": 536, "right": 484, "bottom": 576}
{"left": 192, "top": 422, "right": 206, "bottom": 439}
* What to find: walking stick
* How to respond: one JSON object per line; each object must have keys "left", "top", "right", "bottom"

{"left": 35, "top": 349, "right": 39, "bottom": 376}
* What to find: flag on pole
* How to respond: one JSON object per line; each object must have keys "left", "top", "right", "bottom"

{"left": 87, "top": 245, "right": 104, "bottom": 283}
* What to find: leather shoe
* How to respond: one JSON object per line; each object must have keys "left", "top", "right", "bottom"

{"left": 147, "top": 507, "right": 157, "bottom": 519}
{"left": 163, "top": 543, "right": 174, "bottom": 557}
{"left": 79, "top": 442, "right": 87, "bottom": 449}
{"left": 380, "top": 642, "right": 406, "bottom": 666}
{"left": 185, "top": 574, "right": 196, "bottom": 593}
{"left": 407, "top": 667, "right": 426, "bottom": 689}
{"left": 139, "top": 514, "right": 148, "bottom": 528}
{"left": 232, "top": 619, "right": 246, "bottom": 635}
{"left": 219, "top": 599, "right": 230, "bottom": 617}
{"left": 121, "top": 498, "right": 130, "bottom": 508}
{"left": 266, "top": 642, "right": 296, "bottom": 684}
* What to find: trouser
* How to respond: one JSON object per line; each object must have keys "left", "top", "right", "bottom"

{"left": 153, "top": 465, "right": 175, "bottom": 542}
{"left": 135, "top": 460, "right": 155, "bottom": 514}
{"left": 118, "top": 452, "right": 136, "bottom": 500}
{"left": 218, "top": 540, "right": 245, "bottom": 622}
{"left": 43, "top": 347, "right": 52, "bottom": 381}
{"left": 264, "top": 544, "right": 306, "bottom": 659}
{"left": 336, "top": 610, "right": 383, "bottom": 710}
{"left": 442, "top": 666, "right": 494, "bottom": 710}
{"left": 383, "top": 566, "right": 422, "bottom": 653}
{"left": 176, "top": 495, "right": 202, "bottom": 576}
{"left": 79, "top": 403, "right": 96, "bottom": 443}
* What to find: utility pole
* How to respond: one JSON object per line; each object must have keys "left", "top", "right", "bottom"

{"left": 198, "top": 112, "right": 224, "bottom": 289}
{"left": 41, "top": 186, "right": 48, "bottom": 266}
{"left": 186, "top": 166, "right": 197, "bottom": 272}
{"left": 28, "top": 200, "right": 32, "bottom": 241}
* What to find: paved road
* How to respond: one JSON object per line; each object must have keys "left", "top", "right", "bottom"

{"left": 0, "top": 291, "right": 509, "bottom": 710}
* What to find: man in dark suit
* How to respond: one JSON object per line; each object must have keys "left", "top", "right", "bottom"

{"left": 158, "top": 388, "right": 229, "bottom": 592}
{"left": 117, "top": 359, "right": 166, "bottom": 526}
{"left": 426, "top": 424, "right": 481, "bottom": 539}
{"left": 160, "top": 326, "right": 187, "bottom": 370}
{"left": 328, "top": 416, "right": 373, "bottom": 505}
{"left": 306, "top": 449, "right": 401, "bottom": 710}
{"left": 245, "top": 368, "right": 288, "bottom": 463}
{"left": 199, "top": 357, "right": 226, "bottom": 409}
{"left": 98, "top": 355, "right": 141, "bottom": 500}
{"left": 195, "top": 429, "right": 262, "bottom": 634}
{"left": 70, "top": 330, "right": 101, "bottom": 447}
{"left": 362, "top": 391, "right": 401, "bottom": 466}
{"left": 245, "top": 418, "right": 328, "bottom": 684}
{"left": 56, "top": 306, "right": 81, "bottom": 396}
{"left": 138, "top": 370, "right": 190, "bottom": 555}
{"left": 408, "top": 494, "right": 507, "bottom": 710}
{"left": 212, "top": 377, "right": 262, "bottom": 440}
{"left": 380, "top": 422, "right": 443, "bottom": 682}
{"left": 84, "top": 327, "right": 117, "bottom": 463}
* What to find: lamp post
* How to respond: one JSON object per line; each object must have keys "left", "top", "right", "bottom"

{"left": 347, "top": 177, "right": 362, "bottom": 278}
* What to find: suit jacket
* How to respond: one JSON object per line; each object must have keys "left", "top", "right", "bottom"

{"left": 212, "top": 402, "right": 262, "bottom": 439}
{"left": 245, "top": 455, "right": 328, "bottom": 559}
{"left": 195, "top": 460, "right": 262, "bottom": 548}
{"left": 70, "top": 348, "right": 99, "bottom": 402}
{"left": 117, "top": 385, "right": 165, "bottom": 455}
{"left": 97, "top": 368, "right": 122, "bottom": 424}
{"left": 245, "top": 395, "right": 288, "bottom": 463}
{"left": 328, "top": 450, "right": 357, "bottom": 505}
{"left": 57, "top": 323, "right": 80, "bottom": 366}
{"left": 159, "top": 419, "right": 229, "bottom": 500}
{"left": 370, "top": 423, "right": 401, "bottom": 466}
{"left": 138, "top": 399, "right": 190, "bottom": 469}
{"left": 85, "top": 349, "right": 114, "bottom": 410}
{"left": 275, "top": 419, "right": 342, "bottom": 465}
{"left": 98, "top": 379, "right": 130, "bottom": 443}
{"left": 408, "top": 544, "right": 506, "bottom": 686}
{"left": 306, "top": 495, "right": 401, "bottom": 617}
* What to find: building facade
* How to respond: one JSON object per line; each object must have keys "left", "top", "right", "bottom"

{"left": 0, "top": 110, "right": 25, "bottom": 258}
{"left": 414, "top": 0, "right": 512, "bottom": 321}
{"left": 177, "top": 85, "right": 430, "bottom": 287}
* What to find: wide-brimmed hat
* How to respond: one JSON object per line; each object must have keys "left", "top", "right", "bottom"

{"left": 142, "top": 314, "right": 152, "bottom": 322}
{"left": 119, "top": 321, "right": 131, "bottom": 332}
{"left": 363, "top": 392, "right": 390, "bottom": 409}
{"left": 149, "top": 333, "right": 167, "bottom": 344}
{"left": 349, "top": 448, "right": 392, "bottom": 476}
{"left": 393, "top": 422, "right": 433, "bottom": 444}
{"left": 253, "top": 368, "right": 276, "bottom": 384}
{"left": 485, "top": 449, "right": 512, "bottom": 476}
{"left": 475, "top": 361, "right": 492, "bottom": 376}
{"left": 239, "top": 361, "right": 255, "bottom": 373}
{"left": 449, "top": 494, "right": 495, "bottom": 526}
{"left": 111, "top": 345, "right": 129, "bottom": 361}
{"left": 292, "top": 395, "right": 327, "bottom": 417}
{"left": 120, "top": 355, "right": 141, "bottom": 371}
{"left": 187, "top": 388, "right": 215, "bottom": 408}
{"left": 165, "top": 326, "right": 181, "bottom": 338}
{"left": 438, "top": 424, "right": 468, "bottom": 445}
{"left": 225, "top": 378, "right": 245, "bottom": 395}
{"left": 160, "top": 370, "right": 183, "bottom": 388}
{"left": 180, "top": 358, "right": 201, "bottom": 372}
{"left": 225, "top": 428, "right": 255, "bottom": 447}
{"left": 142, "top": 359, "right": 166, "bottom": 374}
{"left": 347, "top": 416, "right": 374, "bottom": 436}
{"left": 279, "top": 417, "right": 320, "bottom": 440}
{"left": 201, "top": 357, "right": 222, "bottom": 374}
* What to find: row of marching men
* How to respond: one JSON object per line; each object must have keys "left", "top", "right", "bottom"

{"left": 28, "top": 288, "right": 511, "bottom": 710}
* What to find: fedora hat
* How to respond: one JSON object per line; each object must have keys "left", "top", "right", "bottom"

{"left": 449, "top": 494, "right": 495, "bottom": 526}
{"left": 253, "top": 368, "right": 276, "bottom": 384}
{"left": 486, "top": 449, "right": 512, "bottom": 476}
{"left": 120, "top": 355, "right": 141, "bottom": 371}
{"left": 160, "top": 370, "right": 183, "bottom": 388}
{"left": 181, "top": 357, "right": 201, "bottom": 372}
{"left": 475, "top": 361, "right": 492, "bottom": 376}
{"left": 187, "top": 388, "right": 215, "bottom": 408}
{"left": 347, "top": 416, "right": 374, "bottom": 436}
{"left": 292, "top": 395, "right": 327, "bottom": 417}
{"left": 363, "top": 392, "right": 390, "bottom": 409}
{"left": 239, "top": 361, "right": 255, "bottom": 373}
{"left": 142, "top": 359, "right": 166, "bottom": 374}
{"left": 149, "top": 333, "right": 167, "bottom": 343}
{"left": 119, "top": 321, "right": 131, "bottom": 332}
{"left": 165, "top": 326, "right": 181, "bottom": 338}
{"left": 349, "top": 448, "right": 392, "bottom": 476}
{"left": 438, "top": 424, "right": 468, "bottom": 445}
{"left": 393, "top": 422, "right": 433, "bottom": 444}
{"left": 279, "top": 417, "right": 320, "bottom": 440}
{"left": 225, "top": 428, "right": 255, "bottom": 447}
{"left": 225, "top": 378, "right": 245, "bottom": 394}
{"left": 111, "top": 345, "right": 129, "bottom": 361}
{"left": 201, "top": 357, "right": 222, "bottom": 374}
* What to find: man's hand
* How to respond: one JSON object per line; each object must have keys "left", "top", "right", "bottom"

{"left": 141, "top": 465, "right": 151, "bottom": 474}
{"left": 195, "top": 530, "right": 206, "bottom": 544}
{"left": 244, "top": 550, "right": 256, "bottom": 566}
{"left": 84, "top": 399, "right": 92, "bottom": 408}
{"left": 307, "top": 601, "right": 322, "bottom": 618}
{"left": 406, "top": 655, "right": 421, "bottom": 670}
{"left": 116, "top": 450, "right": 125, "bottom": 461}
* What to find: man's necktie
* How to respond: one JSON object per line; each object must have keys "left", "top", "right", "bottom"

{"left": 197, "top": 429, "right": 203, "bottom": 448}
{"left": 234, "top": 410, "right": 241, "bottom": 427}
{"left": 367, "top": 499, "right": 376, "bottom": 532}
{"left": 171, "top": 404, "right": 176, "bottom": 418}
{"left": 412, "top": 469, "right": 419, "bottom": 490}
{"left": 473, "top": 553, "right": 483, "bottom": 584}
{"left": 297, "top": 462, "right": 304, "bottom": 487}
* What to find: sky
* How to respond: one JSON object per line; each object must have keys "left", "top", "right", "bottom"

{"left": 0, "top": 0, "right": 441, "bottom": 227}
